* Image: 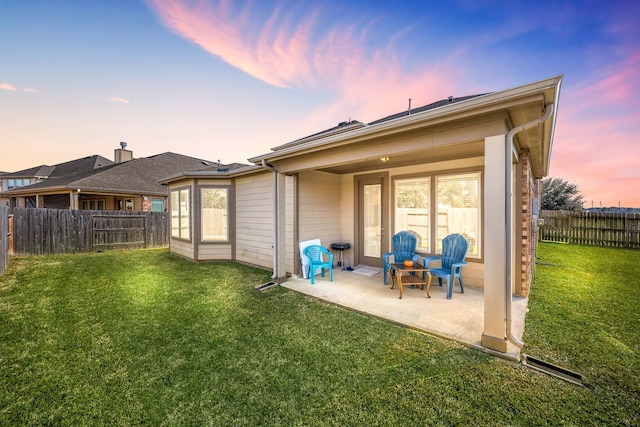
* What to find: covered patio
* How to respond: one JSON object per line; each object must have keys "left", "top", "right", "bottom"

{"left": 163, "top": 76, "right": 561, "bottom": 356}
{"left": 280, "top": 267, "right": 528, "bottom": 360}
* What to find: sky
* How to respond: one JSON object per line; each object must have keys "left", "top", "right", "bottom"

{"left": 1, "top": 0, "right": 639, "bottom": 208}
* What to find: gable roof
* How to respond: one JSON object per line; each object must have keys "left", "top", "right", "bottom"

{"left": 2, "top": 152, "right": 216, "bottom": 197}
{"left": 0, "top": 155, "right": 113, "bottom": 179}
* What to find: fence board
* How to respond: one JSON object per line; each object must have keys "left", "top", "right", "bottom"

{"left": 0, "top": 206, "right": 8, "bottom": 275}
{"left": 11, "top": 208, "right": 168, "bottom": 256}
{"left": 539, "top": 210, "right": 640, "bottom": 249}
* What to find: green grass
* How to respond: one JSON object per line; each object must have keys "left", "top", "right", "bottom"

{"left": 0, "top": 245, "right": 638, "bottom": 426}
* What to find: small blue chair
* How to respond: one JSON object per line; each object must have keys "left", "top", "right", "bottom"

{"left": 422, "top": 233, "right": 468, "bottom": 299}
{"left": 382, "top": 231, "right": 421, "bottom": 285}
{"left": 303, "top": 245, "right": 334, "bottom": 285}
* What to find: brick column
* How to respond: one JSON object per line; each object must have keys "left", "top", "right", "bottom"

{"left": 519, "top": 152, "right": 537, "bottom": 297}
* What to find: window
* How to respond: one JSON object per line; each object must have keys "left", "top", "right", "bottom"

{"left": 436, "top": 172, "right": 480, "bottom": 257}
{"left": 394, "top": 177, "right": 430, "bottom": 250}
{"left": 82, "top": 199, "right": 105, "bottom": 210}
{"left": 151, "top": 199, "right": 165, "bottom": 212}
{"left": 393, "top": 171, "right": 481, "bottom": 257}
{"left": 201, "top": 188, "right": 228, "bottom": 241}
{"left": 7, "top": 178, "right": 31, "bottom": 190}
{"left": 171, "top": 187, "right": 190, "bottom": 240}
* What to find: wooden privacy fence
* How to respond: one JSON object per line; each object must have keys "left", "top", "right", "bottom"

{"left": 539, "top": 210, "right": 640, "bottom": 249}
{"left": 11, "top": 208, "right": 168, "bottom": 256}
{"left": 92, "top": 215, "right": 147, "bottom": 251}
{"left": 0, "top": 206, "right": 8, "bottom": 275}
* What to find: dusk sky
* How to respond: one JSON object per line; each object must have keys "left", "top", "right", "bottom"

{"left": 1, "top": 0, "right": 638, "bottom": 207}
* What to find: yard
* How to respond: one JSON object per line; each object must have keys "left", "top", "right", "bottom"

{"left": 0, "top": 244, "right": 638, "bottom": 425}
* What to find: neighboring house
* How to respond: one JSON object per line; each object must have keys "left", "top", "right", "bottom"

{"left": 0, "top": 155, "right": 114, "bottom": 207}
{"left": 161, "top": 75, "right": 563, "bottom": 354}
{"left": 0, "top": 146, "right": 233, "bottom": 212}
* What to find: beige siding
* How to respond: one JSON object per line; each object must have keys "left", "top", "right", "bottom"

{"left": 197, "top": 244, "right": 232, "bottom": 260}
{"left": 298, "top": 171, "right": 342, "bottom": 247}
{"left": 196, "top": 178, "right": 232, "bottom": 186}
{"left": 170, "top": 238, "right": 193, "bottom": 259}
{"left": 236, "top": 173, "right": 274, "bottom": 268}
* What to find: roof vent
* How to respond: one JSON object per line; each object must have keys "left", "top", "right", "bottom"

{"left": 448, "top": 96, "right": 454, "bottom": 103}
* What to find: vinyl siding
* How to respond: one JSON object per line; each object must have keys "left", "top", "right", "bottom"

{"left": 298, "top": 171, "right": 342, "bottom": 248}
{"left": 197, "top": 243, "right": 232, "bottom": 260}
{"left": 170, "top": 238, "right": 193, "bottom": 259}
{"left": 235, "top": 173, "right": 274, "bottom": 268}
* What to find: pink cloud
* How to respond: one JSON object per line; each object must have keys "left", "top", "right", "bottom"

{"left": 109, "top": 97, "right": 131, "bottom": 104}
{"left": 0, "top": 83, "right": 17, "bottom": 91}
{"left": 146, "top": 1, "right": 639, "bottom": 207}
{"left": 551, "top": 52, "right": 640, "bottom": 207}
{"left": 145, "top": 0, "right": 463, "bottom": 122}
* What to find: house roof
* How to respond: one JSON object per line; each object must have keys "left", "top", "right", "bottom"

{"left": 269, "top": 95, "right": 484, "bottom": 153}
{"left": 0, "top": 155, "right": 113, "bottom": 179}
{"left": 249, "top": 75, "right": 563, "bottom": 178}
{"left": 272, "top": 120, "right": 367, "bottom": 151}
{"left": 2, "top": 152, "right": 217, "bottom": 197}
{"left": 367, "top": 94, "right": 486, "bottom": 125}
{"left": 158, "top": 162, "right": 259, "bottom": 184}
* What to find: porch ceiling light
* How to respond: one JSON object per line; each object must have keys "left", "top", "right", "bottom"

{"left": 380, "top": 156, "right": 390, "bottom": 163}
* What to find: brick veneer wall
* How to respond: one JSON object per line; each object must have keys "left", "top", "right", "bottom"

{"left": 519, "top": 151, "right": 538, "bottom": 297}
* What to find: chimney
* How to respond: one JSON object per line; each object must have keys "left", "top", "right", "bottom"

{"left": 114, "top": 141, "right": 133, "bottom": 163}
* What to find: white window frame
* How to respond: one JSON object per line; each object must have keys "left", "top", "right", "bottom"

{"left": 200, "top": 187, "right": 229, "bottom": 242}
{"left": 435, "top": 171, "right": 481, "bottom": 258}
{"left": 392, "top": 170, "right": 481, "bottom": 259}
{"left": 171, "top": 187, "right": 191, "bottom": 241}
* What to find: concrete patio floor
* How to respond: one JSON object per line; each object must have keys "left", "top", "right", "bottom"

{"left": 280, "top": 266, "right": 528, "bottom": 360}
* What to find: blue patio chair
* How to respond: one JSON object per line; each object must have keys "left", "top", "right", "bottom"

{"left": 422, "top": 233, "right": 468, "bottom": 299}
{"left": 303, "top": 245, "right": 334, "bottom": 285}
{"left": 382, "top": 231, "right": 421, "bottom": 285}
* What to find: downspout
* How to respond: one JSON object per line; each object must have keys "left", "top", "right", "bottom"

{"left": 262, "top": 159, "right": 279, "bottom": 280}
{"left": 505, "top": 103, "right": 554, "bottom": 348}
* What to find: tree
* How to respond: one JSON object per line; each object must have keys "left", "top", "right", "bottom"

{"left": 541, "top": 177, "right": 585, "bottom": 210}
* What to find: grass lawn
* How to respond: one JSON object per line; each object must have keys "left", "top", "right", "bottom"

{"left": 0, "top": 244, "right": 638, "bottom": 425}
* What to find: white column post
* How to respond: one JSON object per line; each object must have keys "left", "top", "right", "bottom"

{"left": 71, "top": 191, "right": 80, "bottom": 210}
{"left": 482, "top": 134, "right": 509, "bottom": 352}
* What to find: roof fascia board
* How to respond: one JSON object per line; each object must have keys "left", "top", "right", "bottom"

{"left": 158, "top": 165, "right": 265, "bottom": 185}
{"left": 1, "top": 186, "right": 70, "bottom": 196}
{"left": 543, "top": 77, "right": 563, "bottom": 176}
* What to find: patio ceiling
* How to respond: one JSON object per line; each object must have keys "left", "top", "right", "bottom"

{"left": 315, "top": 140, "right": 486, "bottom": 175}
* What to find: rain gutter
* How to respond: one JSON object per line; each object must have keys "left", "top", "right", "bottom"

{"left": 505, "top": 103, "right": 555, "bottom": 348}
{"left": 262, "top": 159, "right": 279, "bottom": 280}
